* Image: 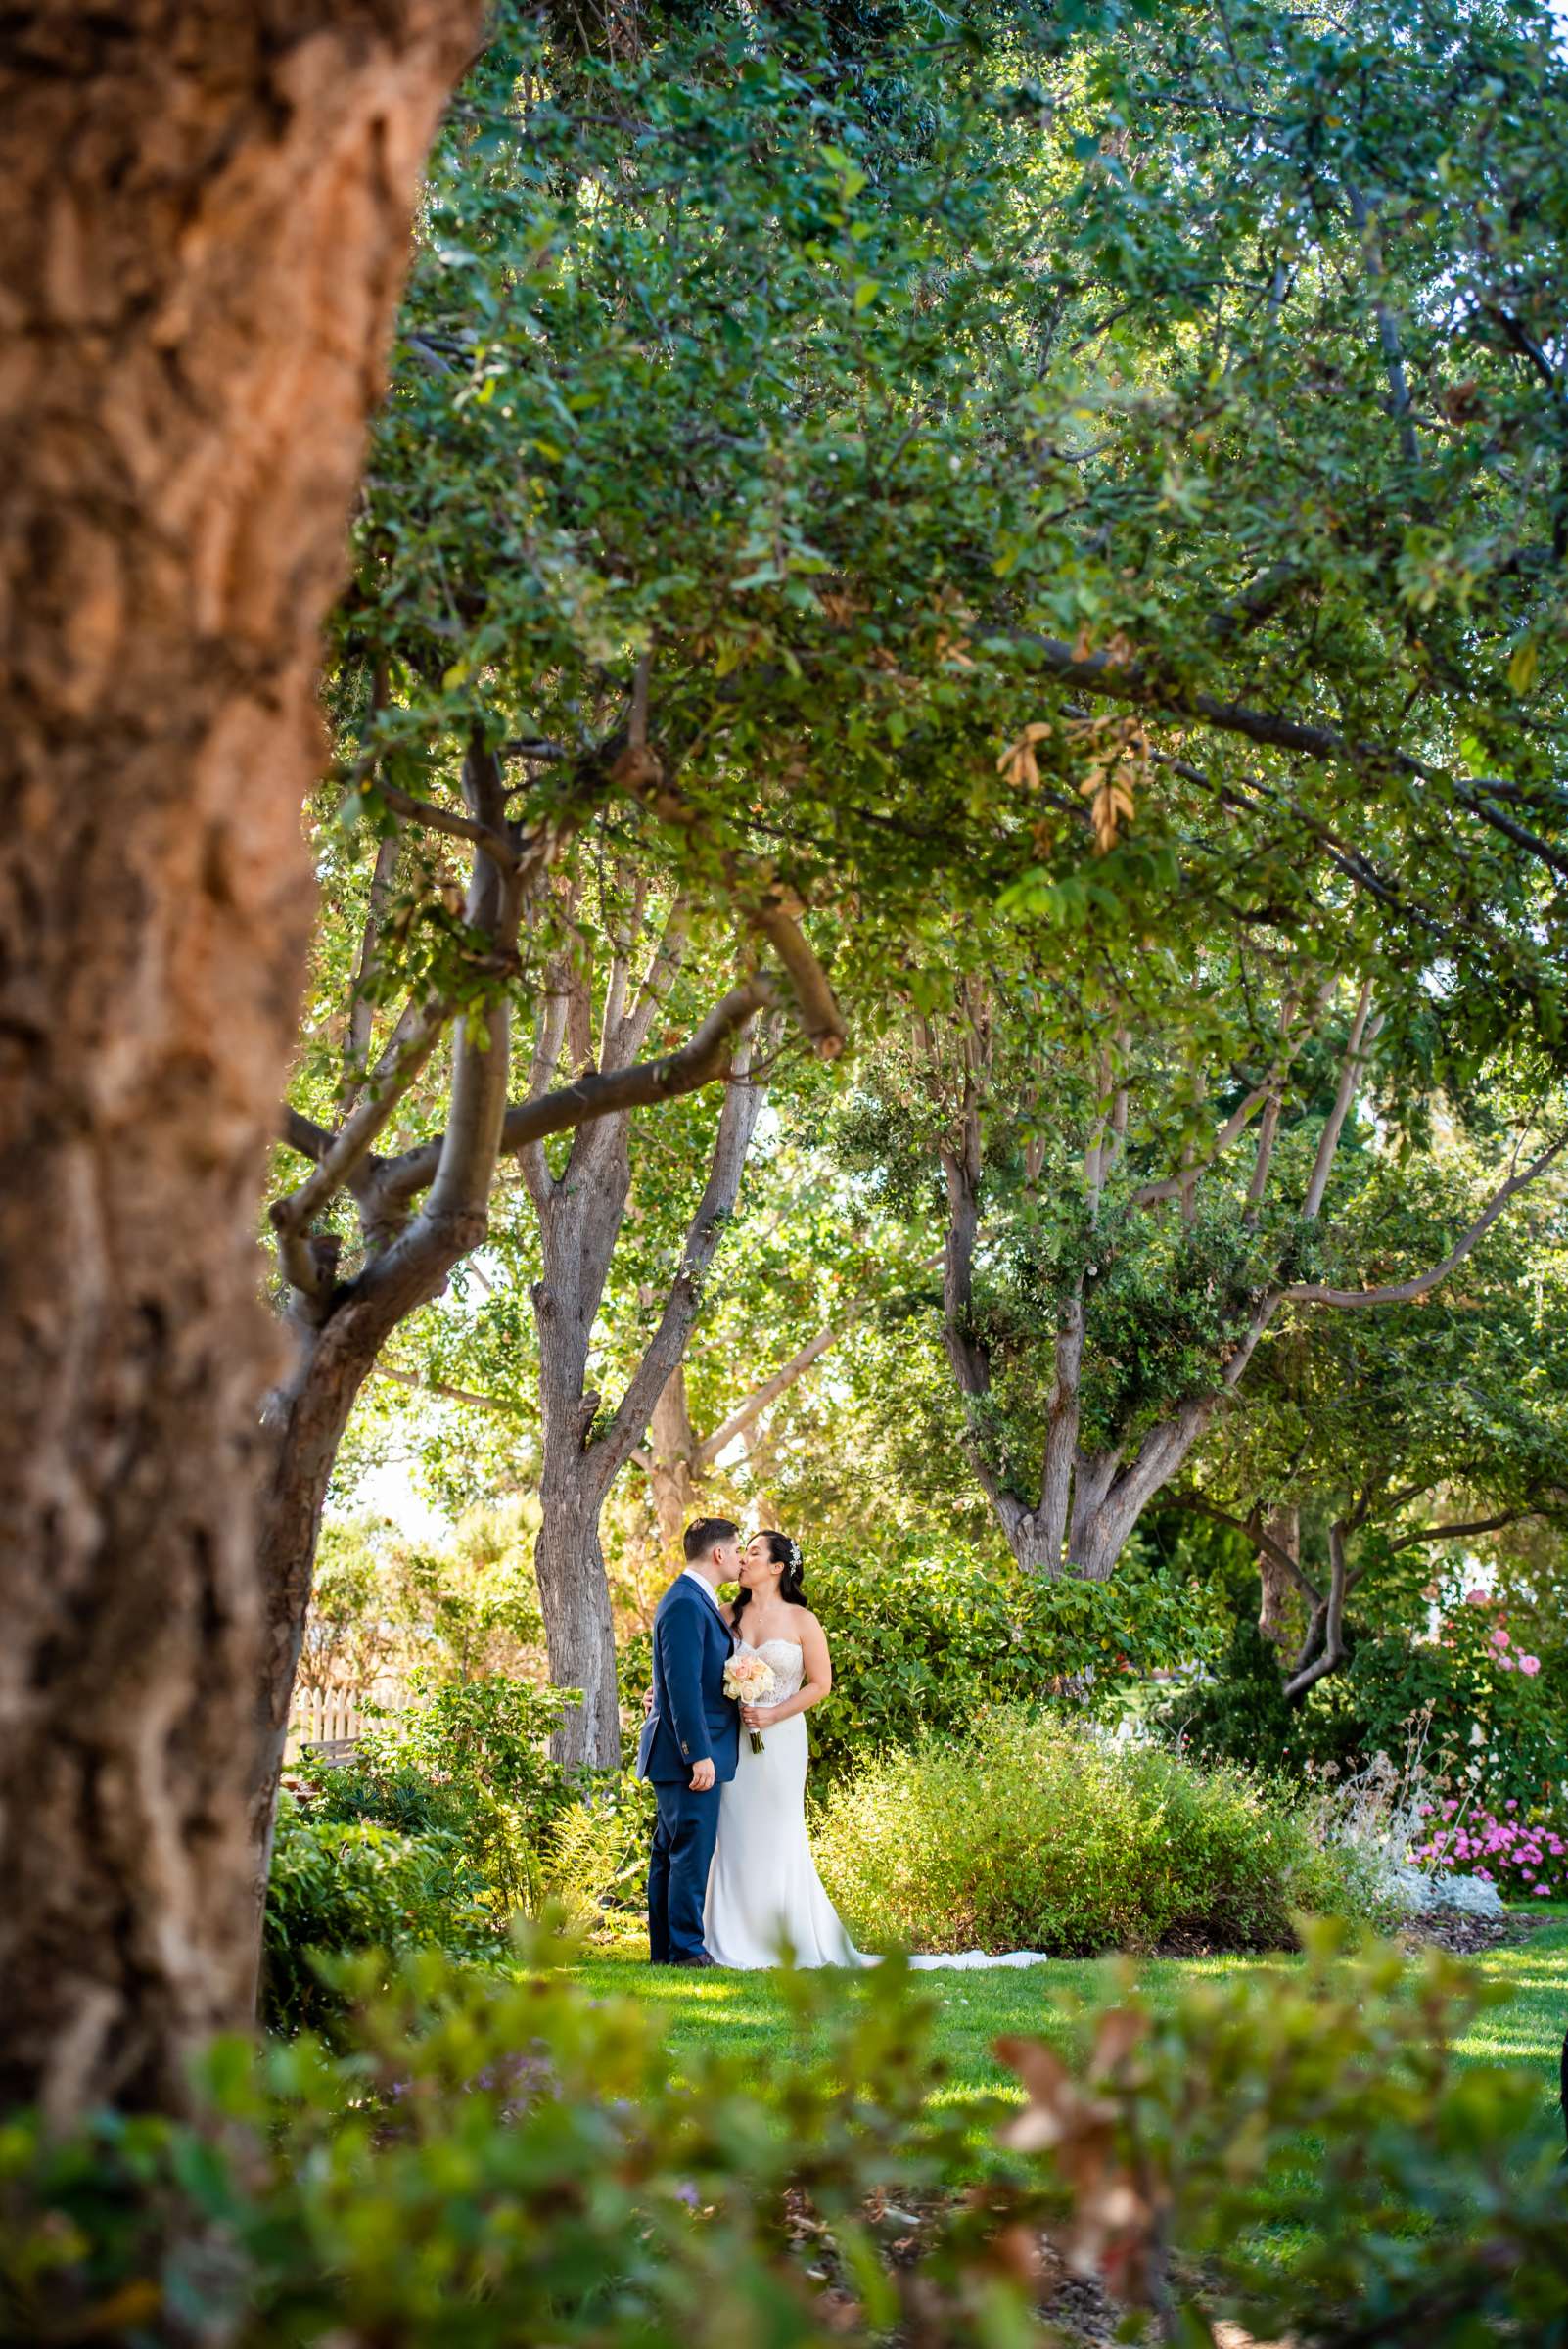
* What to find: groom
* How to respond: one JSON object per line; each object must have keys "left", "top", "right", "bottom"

{"left": 637, "top": 1516, "right": 741, "bottom": 1966}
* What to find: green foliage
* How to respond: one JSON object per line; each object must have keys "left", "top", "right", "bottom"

{"left": 355, "top": 1670, "right": 573, "bottom": 1816}
{"left": 1162, "top": 1613, "right": 1367, "bottom": 1779}
{"left": 539, "top": 1773, "right": 658, "bottom": 1926}
{"left": 0, "top": 1937, "right": 1027, "bottom": 2349}
{"left": 312, "top": 1672, "right": 577, "bottom": 1929}
{"left": 6, "top": 1931, "right": 1565, "bottom": 2346}
{"left": 1000, "top": 1920, "right": 1568, "bottom": 2343}
{"left": 812, "top": 1707, "right": 1379, "bottom": 1956}
{"left": 261, "top": 1794, "right": 493, "bottom": 2033}
{"left": 804, "top": 1544, "right": 1225, "bottom": 1778}
{"left": 1168, "top": 1564, "right": 1568, "bottom": 1800}
{"left": 305, "top": 1505, "right": 545, "bottom": 1687}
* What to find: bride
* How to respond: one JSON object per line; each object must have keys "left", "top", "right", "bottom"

{"left": 703, "top": 1530, "right": 1047, "bottom": 1973}
{"left": 703, "top": 1529, "right": 863, "bottom": 1969}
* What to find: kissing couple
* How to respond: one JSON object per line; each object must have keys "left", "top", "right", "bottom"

{"left": 636, "top": 1515, "right": 863, "bottom": 1970}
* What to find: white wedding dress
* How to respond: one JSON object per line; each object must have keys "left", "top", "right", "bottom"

{"left": 704, "top": 1638, "right": 1048, "bottom": 1972}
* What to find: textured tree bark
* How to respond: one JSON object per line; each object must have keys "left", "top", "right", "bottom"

{"left": 648, "top": 1367, "right": 703, "bottom": 1558}
{"left": 252, "top": 1310, "right": 393, "bottom": 1872}
{"left": 1257, "top": 1504, "right": 1302, "bottom": 1650}
{"left": 0, "top": 0, "right": 480, "bottom": 2121}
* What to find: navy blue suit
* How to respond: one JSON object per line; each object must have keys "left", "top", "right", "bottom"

{"left": 638, "top": 1574, "right": 739, "bottom": 1963}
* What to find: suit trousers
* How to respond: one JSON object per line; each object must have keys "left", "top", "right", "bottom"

{"left": 648, "top": 1777, "right": 721, "bottom": 1962}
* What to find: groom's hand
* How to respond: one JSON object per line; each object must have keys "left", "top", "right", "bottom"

{"left": 689, "top": 1757, "right": 715, "bottom": 1791}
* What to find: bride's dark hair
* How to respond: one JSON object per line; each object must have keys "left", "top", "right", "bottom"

{"left": 732, "top": 1530, "right": 806, "bottom": 1632}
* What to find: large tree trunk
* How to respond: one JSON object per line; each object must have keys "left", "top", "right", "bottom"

{"left": 0, "top": 1, "right": 479, "bottom": 2122}
{"left": 648, "top": 1367, "right": 703, "bottom": 1557}
{"left": 1257, "top": 1504, "right": 1302, "bottom": 1651}
{"left": 530, "top": 1117, "right": 633, "bottom": 1772}
{"left": 532, "top": 1466, "right": 624, "bottom": 1773}
{"left": 250, "top": 1314, "right": 385, "bottom": 1876}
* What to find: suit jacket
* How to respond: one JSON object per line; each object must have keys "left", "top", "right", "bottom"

{"left": 637, "top": 1575, "right": 739, "bottom": 1785}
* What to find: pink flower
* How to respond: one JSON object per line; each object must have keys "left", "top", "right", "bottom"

{"left": 1498, "top": 1654, "right": 1516, "bottom": 1671}
{"left": 1519, "top": 1655, "right": 1541, "bottom": 1676}
{"left": 1506, "top": 1799, "right": 1518, "bottom": 1810}
{"left": 1536, "top": 1885, "right": 1552, "bottom": 1897}
{"left": 1491, "top": 1627, "right": 1510, "bottom": 1648}
{"left": 1465, "top": 1589, "right": 1490, "bottom": 1605}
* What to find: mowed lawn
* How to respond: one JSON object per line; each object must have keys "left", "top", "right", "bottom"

{"left": 570, "top": 1911, "right": 1568, "bottom": 2122}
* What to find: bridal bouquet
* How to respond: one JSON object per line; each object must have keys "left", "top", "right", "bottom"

{"left": 723, "top": 1652, "right": 778, "bottom": 1754}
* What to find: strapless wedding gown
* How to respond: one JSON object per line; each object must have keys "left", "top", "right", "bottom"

{"left": 704, "top": 1639, "right": 1049, "bottom": 1972}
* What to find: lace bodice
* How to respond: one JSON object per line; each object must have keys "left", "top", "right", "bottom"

{"left": 734, "top": 1635, "right": 804, "bottom": 1701}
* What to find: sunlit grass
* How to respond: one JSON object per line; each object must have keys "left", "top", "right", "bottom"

{"left": 570, "top": 1917, "right": 1568, "bottom": 2113}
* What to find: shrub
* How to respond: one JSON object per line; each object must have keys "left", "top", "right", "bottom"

{"left": 261, "top": 1793, "right": 494, "bottom": 2032}
{"left": 812, "top": 1707, "right": 1377, "bottom": 1956}
{"left": 539, "top": 1771, "right": 657, "bottom": 1926}
{"left": 996, "top": 1918, "right": 1568, "bottom": 2343}
{"left": 313, "top": 1671, "right": 577, "bottom": 1921}
{"left": 1166, "top": 1582, "right": 1568, "bottom": 1800}
{"left": 803, "top": 1544, "right": 1225, "bottom": 1780}
{"left": 353, "top": 1670, "right": 576, "bottom": 1827}
{"left": 2, "top": 1929, "right": 1563, "bottom": 2348}
{"left": 1416, "top": 1793, "right": 1568, "bottom": 1902}
{"left": 0, "top": 1935, "right": 1011, "bottom": 2349}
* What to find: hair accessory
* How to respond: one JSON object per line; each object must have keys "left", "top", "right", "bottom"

{"left": 786, "top": 1537, "right": 802, "bottom": 1571}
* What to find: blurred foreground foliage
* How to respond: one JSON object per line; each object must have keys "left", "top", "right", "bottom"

{"left": 2, "top": 1924, "right": 1565, "bottom": 2346}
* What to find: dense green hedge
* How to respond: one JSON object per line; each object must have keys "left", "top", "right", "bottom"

{"left": 813, "top": 1708, "right": 1379, "bottom": 1956}
{"left": 799, "top": 1544, "right": 1225, "bottom": 1779}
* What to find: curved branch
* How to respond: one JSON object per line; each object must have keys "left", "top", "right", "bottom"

{"left": 1282, "top": 1521, "right": 1351, "bottom": 1700}
{"left": 1168, "top": 1492, "right": 1323, "bottom": 1605}
{"left": 281, "top": 1106, "right": 332, "bottom": 1162}
{"left": 1385, "top": 1510, "right": 1537, "bottom": 1554}
{"left": 744, "top": 898, "right": 847, "bottom": 1060}
{"left": 377, "top": 974, "right": 779, "bottom": 1212}
{"left": 1302, "top": 980, "right": 1379, "bottom": 1221}
{"left": 1130, "top": 1081, "right": 1273, "bottom": 1209}
{"left": 272, "top": 999, "right": 451, "bottom": 1238}
{"left": 373, "top": 775, "right": 518, "bottom": 868}
{"left": 1283, "top": 1131, "right": 1568, "bottom": 1308}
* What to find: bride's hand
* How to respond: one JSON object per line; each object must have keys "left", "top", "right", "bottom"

{"left": 740, "top": 1702, "right": 779, "bottom": 1728}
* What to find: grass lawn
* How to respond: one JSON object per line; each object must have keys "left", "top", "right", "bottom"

{"left": 570, "top": 1911, "right": 1568, "bottom": 2123}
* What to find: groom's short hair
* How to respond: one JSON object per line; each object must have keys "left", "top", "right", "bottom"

{"left": 683, "top": 1516, "right": 739, "bottom": 1563}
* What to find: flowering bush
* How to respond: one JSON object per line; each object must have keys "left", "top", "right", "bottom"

{"left": 1415, "top": 1794, "right": 1568, "bottom": 1902}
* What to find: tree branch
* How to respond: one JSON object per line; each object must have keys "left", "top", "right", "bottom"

{"left": 1302, "top": 979, "right": 1379, "bottom": 1220}
{"left": 1130, "top": 1081, "right": 1274, "bottom": 1209}
{"left": 1282, "top": 1520, "right": 1351, "bottom": 1700}
{"left": 373, "top": 775, "right": 519, "bottom": 868}
{"left": 373, "top": 1363, "right": 524, "bottom": 1416}
{"left": 1169, "top": 1492, "right": 1324, "bottom": 1606}
{"left": 379, "top": 974, "right": 779, "bottom": 1213}
{"left": 590, "top": 1030, "right": 767, "bottom": 1487}
{"left": 272, "top": 998, "right": 451, "bottom": 1243}
{"left": 419, "top": 740, "right": 520, "bottom": 1233}
{"left": 1284, "top": 1130, "right": 1568, "bottom": 1307}
{"left": 744, "top": 898, "right": 847, "bottom": 1060}
{"left": 281, "top": 1106, "right": 332, "bottom": 1162}
{"left": 1385, "top": 1510, "right": 1535, "bottom": 1554}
